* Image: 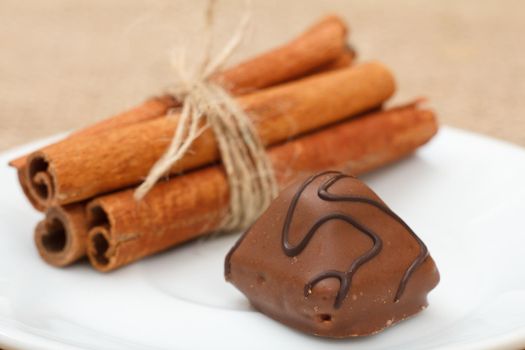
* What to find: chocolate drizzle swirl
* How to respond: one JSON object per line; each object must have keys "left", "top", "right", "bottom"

{"left": 281, "top": 171, "right": 429, "bottom": 309}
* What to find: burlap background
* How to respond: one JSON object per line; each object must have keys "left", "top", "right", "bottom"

{"left": 1, "top": 0, "right": 524, "bottom": 151}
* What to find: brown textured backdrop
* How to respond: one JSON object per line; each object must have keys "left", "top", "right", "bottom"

{"left": 1, "top": 0, "right": 524, "bottom": 151}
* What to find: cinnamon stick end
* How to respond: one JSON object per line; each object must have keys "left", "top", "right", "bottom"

{"left": 34, "top": 215, "right": 80, "bottom": 267}
{"left": 16, "top": 167, "right": 46, "bottom": 212}
{"left": 8, "top": 156, "right": 26, "bottom": 169}
{"left": 87, "top": 227, "right": 114, "bottom": 272}
{"left": 26, "top": 152, "right": 56, "bottom": 208}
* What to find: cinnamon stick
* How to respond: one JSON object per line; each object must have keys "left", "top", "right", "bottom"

{"left": 9, "top": 15, "right": 349, "bottom": 172}
{"left": 34, "top": 204, "right": 88, "bottom": 267}
{"left": 306, "top": 45, "right": 356, "bottom": 76}
{"left": 7, "top": 95, "right": 179, "bottom": 176}
{"left": 214, "top": 15, "right": 348, "bottom": 94}
{"left": 85, "top": 102, "right": 437, "bottom": 271}
{"left": 24, "top": 62, "right": 394, "bottom": 208}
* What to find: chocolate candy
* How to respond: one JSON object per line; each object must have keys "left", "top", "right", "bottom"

{"left": 225, "top": 171, "right": 439, "bottom": 338}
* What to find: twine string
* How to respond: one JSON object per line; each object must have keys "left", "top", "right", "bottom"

{"left": 134, "top": 0, "right": 278, "bottom": 232}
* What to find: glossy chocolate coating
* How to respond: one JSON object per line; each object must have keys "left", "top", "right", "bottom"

{"left": 225, "top": 171, "right": 439, "bottom": 338}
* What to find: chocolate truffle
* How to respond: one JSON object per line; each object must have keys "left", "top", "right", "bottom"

{"left": 225, "top": 171, "right": 439, "bottom": 338}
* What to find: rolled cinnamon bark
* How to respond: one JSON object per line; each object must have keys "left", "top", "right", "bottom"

{"left": 34, "top": 204, "right": 88, "bottom": 267}
{"left": 9, "top": 15, "right": 349, "bottom": 172}
{"left": 215, "top": 15, "right": 348, "bottom": 94}
{"left": 306, "top": 45, "right": 356, "bottom": 76}
{"left": 25, "top": 62, "right": 395, "bottom": 208}
{"left": 7, "top": 95, "right": 179, "bottom": 173}
{"left": 86, "top": 102, "right": 437, "bottom": 271}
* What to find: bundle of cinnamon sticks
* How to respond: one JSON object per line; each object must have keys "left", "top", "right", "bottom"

{"left": 9, "top": 16, "right": 438, "bottom": 272}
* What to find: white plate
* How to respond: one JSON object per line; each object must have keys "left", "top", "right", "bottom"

{"left": 1, "top": 127, "right": 525, "bottom": 350}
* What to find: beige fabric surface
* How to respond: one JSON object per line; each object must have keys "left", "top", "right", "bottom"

{"left": 1, "top": 0, "right": 524, "bottom": 151}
